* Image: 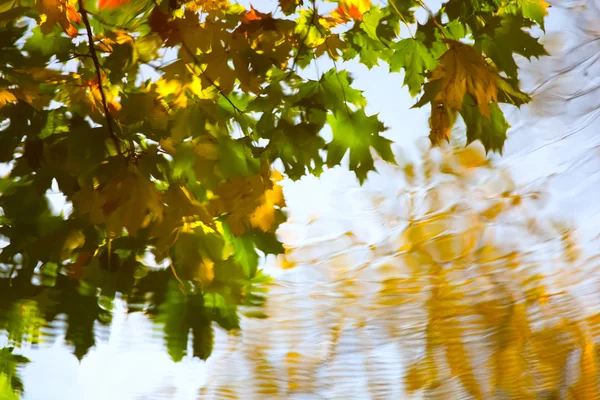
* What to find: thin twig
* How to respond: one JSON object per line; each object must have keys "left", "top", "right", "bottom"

{"left": 311, "top": 14, "right": 351, "bottom": 115}
{"left": 387, "top": 0, "right": 413, "bottom": 38}
{"left": 180, "top": 41, "right": 246, "bottom": 116}
{"left": 288, "top": 0, "right": 317, "bottom": 77}
{"left": 169, "top": 258, "right": 186, "bottom": 293}
{"left": 78, "top": 0, "right": 122, "bottom": 154}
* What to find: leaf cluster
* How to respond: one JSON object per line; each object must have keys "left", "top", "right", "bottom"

{"left": 0, "top": 0, "right": 547, "bottom": 370}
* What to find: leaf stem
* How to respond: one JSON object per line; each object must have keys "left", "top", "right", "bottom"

{"left": 388, "top": 0, "right": 414, "bottom": 38}
{"left": 78, "top": 0, "right": 122, "bottom": 154}
{"left": 180, "top": 42, "right": 246, "bottom": 116}
{"left": 288, "top": 0, "right": 317, "bottom": 77}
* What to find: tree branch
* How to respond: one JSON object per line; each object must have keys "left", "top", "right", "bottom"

{"left": 180, "top": 41, "right": 246, "bottom": 116}
{"left": 78, "top": 0, "right": 122, "bottom": 154}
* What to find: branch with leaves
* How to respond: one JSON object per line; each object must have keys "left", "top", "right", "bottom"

{"left": 0, "top": 0, "right": 550, "bottom": 392}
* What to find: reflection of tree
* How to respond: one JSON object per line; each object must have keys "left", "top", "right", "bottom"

{"left": 200, "top": 143, "right": 600, "bottom": 399}
{"left": 525, "top": 0, "right": 600, "bottom": 119}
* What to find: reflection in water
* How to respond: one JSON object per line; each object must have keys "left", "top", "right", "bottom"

{"left": 3, "top": 2, "right": 600, "bottom": 399}
{"left": 200, "top": 144, "right": 600, "bottom": 399}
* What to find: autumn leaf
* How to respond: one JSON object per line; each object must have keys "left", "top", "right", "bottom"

{"left": 0, "top": 0, "right": 553, "bottom": 382}
{"left": 35, "top": 0, "right": 81, "bottom": 37}
{"left": 209, "top": 166, "right": 286, "bottom": 237}
{"left": 72, "top": 163, "right": 163, "bottom": 237}
{"left": 98, "top": 0, "right": 130, "bottom": 9}
{"left": 0, "top": 90, "right": 17, "bottom": 108}
{"left": 429, "top": 101, "right": 456, "bottom": 145}
{"left": 503, "top": 0, "right": 550, "bottom": 29}
{"left": 430, "top": 40, "right": 499, "bottom": 117}
{"left": 330, "top": 0, "right": 372, "bottom": 24}
{"left": 315, "top": 34, "right": 347, "bottom": 60}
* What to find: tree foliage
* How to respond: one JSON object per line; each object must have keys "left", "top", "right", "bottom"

{"left": 0, "top": 0, "right": 549, "bottom": 381}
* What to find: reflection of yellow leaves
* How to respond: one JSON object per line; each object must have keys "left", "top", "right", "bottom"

{"left": 402, "top": 212, "right": 452, "bottom": 249}
{"left": 570, "top": 340, "right": 600, "bottom": 399}
{"left": 431, "top": 40, "right": 498, "bottom": 116}
{"left": 405, "top": 353, "right": 437, "bottom": 393}
{"left": 423, "top": 230, "right": 478, "bottom": 263}
{"left": 285, "top": 351, "right": 302, "bottom": 392}
{"left": 529, "top": 327, "right": 575, "bottom": 392}
{"left": 442, "top": 143, "right": 489, "bottom": 172}
{"left": 36, "top": 0, "right": 81, "bottom": 37}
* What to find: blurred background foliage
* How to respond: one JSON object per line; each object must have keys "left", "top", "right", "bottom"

{"left": 1, "top": 0, "right": 600, "bottom": 397}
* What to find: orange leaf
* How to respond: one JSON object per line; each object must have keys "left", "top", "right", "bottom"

{"left": 36, "top": 0, "right": 81, "bottom": 38}
{"left": 330, "top": 0, "right": 371, "bottom": 23}
{"left": 98, "top": 0, "right": 130, "bottom": 9}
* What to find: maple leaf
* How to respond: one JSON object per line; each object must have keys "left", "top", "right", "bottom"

{"left": 429, "top": 101, "right": 457, "bottom": 145}
{"left": 278, "top": 0, "right": 302, "bottom": 15}
{"left": 72, "top": 163, "right": 163, "bottom": 237}
{"left": 36, "top": 0, "right": 81, "bottom": 38}
{"left": 389, "top": 38, "right": 437, "bottom": 96}
{"left": 98, "top": 0, "right": 130, "bottom": 10}
{"left": 476, "top": 15, "right": 548, "bottom": 79}
{"left": 326, "top": 109, "right": 395, "bottom": 184}
{"left": 460, "top": 95, "right": 509, "bottom": 154}
{"left": 209, "top": 166, "right": 285, "bottom": 237}
{"left": 184, "top": 0, "right": 229, "bottom": 12}
{"left": 331, "top": 0, "right": 372, "bottom": 24}
{"left": 430, "top": 40, "right": 499, "bottom": 117}
{"left": 314, "top": 34, "right": 347, "bottom": 60}
{"left": 249, "top": 170, "right": 285, "bottom": 232}
{"left": 0, "top": 90, "right": 17, "bottom": 108}
{"left": 503, "top": 0, "right": 550, "bottom": 29}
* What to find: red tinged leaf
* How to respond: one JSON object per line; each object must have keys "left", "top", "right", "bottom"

{"left": 98, "top": 0, "right": 130, "bottom": 9}
{"left": 148, "top": 6, "right": 181, "bottom": 44}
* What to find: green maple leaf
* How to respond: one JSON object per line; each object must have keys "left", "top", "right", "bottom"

{"left": 361, "top": 6, "right": 385, "bottom": 42}
{"left": 23, "top": 27, "right": 74, "bottom": 63}
{"left": 389, "top": 38, "right": 437, "bottom": 96}
{"left": 504, "top": 0, "right": 550, "bottom": 29}
{"left": 460, "top": 95, "right": 509, "bottom": 154}
{"left": 520, "top": 0, "right": 549, "bottom": 29}
{"left": 343, "top": 27, "right": 392, "bottom": 69}
{"left": 326, "top": 109, "right": 395, "bottom": 184}
{"left": 294, "top": 69, "right": 366, "bottom": 111}
{"left": 477, "top": 15, "right": 547, "bottom": 78}
{"left": 387, "top": 0, "right": 419, "bottom": 24}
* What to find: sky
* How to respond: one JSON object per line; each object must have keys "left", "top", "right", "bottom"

{"left": 8, "top": 0, "right": 600, "bottom": 398}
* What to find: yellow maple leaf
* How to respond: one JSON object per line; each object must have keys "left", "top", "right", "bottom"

{"left": 0, "top": 89, "right": 17, "bottom": 108}
{"left": 314, "top": 34, "right": 347, "bottom": 60}
{"left": 72, "top": 163, "right": 163, "bottom": 237}
{"left": 209, "top": 167, "right": 285, "bottom": 236}
{"left": 330, "top": 0, "right": 371, "bottom": 23}
{"left": 431, "top": 40, "right": 499, "bottom": 117}
{"left": 429, "top": 101, "right": 456, "bottom": 145}
{"left": 150, "top": 184, "right": 214, "bottom": 259}
{"left": 249, "top": 171, "right": 285, "bottom": 232}
{"left": 570, "top": 340, "right": 600, "bottom": 399}
{"left": 36, "top": 0, "right": 81, "bottom": 38}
